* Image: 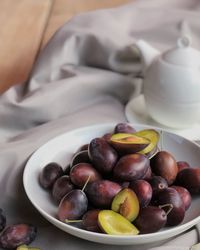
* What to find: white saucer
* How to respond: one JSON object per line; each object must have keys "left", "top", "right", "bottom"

{"left": 125, "top": 94, "right": 200, "bottom": 141}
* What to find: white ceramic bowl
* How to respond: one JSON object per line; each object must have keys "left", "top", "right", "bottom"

{"left": 23, "top": 123, "right": 200, "bottom": 245}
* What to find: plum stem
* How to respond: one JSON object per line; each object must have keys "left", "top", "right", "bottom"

{"left": 82, "top": 175, "right": 91, "bottom": 192}
{"left": 159, "top": 204, "right": 173, "bottom": 216}
{"left": 65, "top": 219, "right": 83, "bottom": 223}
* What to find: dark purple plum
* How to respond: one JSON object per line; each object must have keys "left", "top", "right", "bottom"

{"left": 176, "top": 168, "right": 200, "bottom": 194}
{"left": 0, "top": 224, "right": 37, "bottom": 249}
{"left": 129, "top": 180, "right": 152, "bottom": 207}
{"left": 142, "top": 166, "right": 152, "bottom": 181}
{"left": 82, "top": 209, "right": 101, "bottom": 233}
{"left": 149, "top": 176, "right": 168, "bottom": 196}
{"left": 171, "top": 186, "right": 192, "bottom": 211}
{"left": 39, "top": 162, "right": 64, "bottom": 189}
{"left": 134, "top": 206, "right": 167, "bottom": 234}
{"left": 153, "top": 187, "right": 185, "bottom": 226}
{"left": 114, "top": 123, "right": 136, "bottom": 134}
{"left": 113, "top": 153, "right": 150, "bottom": 181}
{"left": 86, "top": 180, "right": 121, "bottom": 208}
{"left": 150, "top": 151, "right": 178, "bottom": 185}
{"left": 177, "top": 161, "right": 190, "bottom": 173}
{"left": 71, "top": 150, "right": 90, "bottom": 167}
{"left": 88, "top": 138, "right": 118, "bottom": 174}
{"left": 58, "top": 189, "right": 88, "bottom": 222}
{"left": 52, "top": 175, "right": 74, "bottom": 203}
{"left": 70, "top": 163, "right": 102, "bottom": 188}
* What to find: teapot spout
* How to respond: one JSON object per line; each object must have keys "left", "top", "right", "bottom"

{"left": 135, "top": 40, "right": 160, "bottom": 74}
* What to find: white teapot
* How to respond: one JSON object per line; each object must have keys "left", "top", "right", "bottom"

{"left": 135, "top": 37, "right": 200, "bottom": 128}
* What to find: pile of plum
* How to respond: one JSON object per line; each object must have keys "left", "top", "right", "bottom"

{"left": 39, "top": 123, "right": 200, "bottom": 235}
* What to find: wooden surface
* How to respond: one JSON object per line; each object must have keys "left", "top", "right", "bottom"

{"left": 0, "top": 0, "right": 132, "bottom": 93}
{"left": 0, "top": 0, "right": 53, "bottom": 93}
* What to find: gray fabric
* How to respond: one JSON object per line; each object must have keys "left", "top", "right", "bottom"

{"left": 0, "top": 0, "right": 200, "bottom": 249}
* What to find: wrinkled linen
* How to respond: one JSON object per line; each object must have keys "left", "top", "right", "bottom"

{"left": 0, "top": 0, "right": 200, "bottom": 249}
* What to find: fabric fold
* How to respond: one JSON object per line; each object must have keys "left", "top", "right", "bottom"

{"left": 1, "top": 0, "right": 200, "bottom": 141}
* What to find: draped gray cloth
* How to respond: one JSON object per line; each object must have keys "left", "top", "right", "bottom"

{"left": 0, "top": 0, "right": 200, "bottom": 249}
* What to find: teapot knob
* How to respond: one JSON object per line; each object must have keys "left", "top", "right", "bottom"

{"left": 177, "top": 36, "right": 191, "bottom": 48}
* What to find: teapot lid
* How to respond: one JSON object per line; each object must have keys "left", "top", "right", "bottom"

{"left": 162, "top": 36, "right": 200, "bottom": 67}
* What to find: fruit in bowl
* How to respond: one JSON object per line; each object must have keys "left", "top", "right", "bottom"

{"left": 36, "top": 123, "right": 200, "bottom": 237}
{"left": 23, "top": 122, "right": 200, "bottom": 245}
{"left": 109, "top": 133, "right": 150, "bottom": 155}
